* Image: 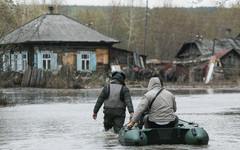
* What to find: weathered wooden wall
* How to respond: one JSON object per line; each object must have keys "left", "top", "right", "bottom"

{"left": 109, "top": 49, "right": 133, "bottom": 67}
{"left": 22, "top": 67, "right": 42, "bottom": 87}
{"left": 221, "top": 50, "right": 240, "bottom": 76}
{"left": 62, "top": 52, "right": 77, "bottom": 70}
{"left": 95, "top": 49, "right": 108, "bottom": 65}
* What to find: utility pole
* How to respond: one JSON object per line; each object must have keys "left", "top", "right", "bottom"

{"left": 212, "top": 38, "right": 216, "bottom": 56}
{"left": 143, "top": 0, "right": 148, "bottom": 55}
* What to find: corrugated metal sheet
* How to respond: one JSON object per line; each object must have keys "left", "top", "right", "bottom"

{"left": 0, "top": 14, "right": 119, "bottom": 44}
{"left": 194, "top": 39, "right": 213, "bottom": 55}
{"left": 146, "top": 59, "right": 160, "bottom": 64}
{"left": 215, "top": 49, "right": 231, "bottom": 59}
{"left": 195, "top": 49, "right": 238, "bottom": 62}
{"left": 195, "top": 39, "right": 236, "bottom": 54}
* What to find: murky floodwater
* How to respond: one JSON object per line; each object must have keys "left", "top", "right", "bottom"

{"left": 0, "top": 87, "right": 240, "bottom": 150}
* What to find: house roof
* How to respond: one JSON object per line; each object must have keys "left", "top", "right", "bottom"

{"left": 215, "top": 49, "right": 232, "bottom": 59}
{"left": 111, "top": 47, "right": 133, "bottom": 54}
{"left": 0, "top": 14, "right": 119, "bottom": 45}
{"left": 176, "top": 39, "right": 214, "bottom": 57}
{"left": 215, "top": 38, "right": 240, "bottom": 50}
{"left": 193, "top": 48, "right": 240, "bottom": 69}
{"left": 176, "top": 38, "right": 240, "bottom": 58}
{"left": 237, "top": 33, "right": 240, "bottom": 40}
{"left": 195, "top": 49, "right": 240, "bottom": 62}
{"left": 194, "top": 38, "right": 215, "bottom": 55}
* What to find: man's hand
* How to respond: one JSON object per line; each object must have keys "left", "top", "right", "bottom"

{"left": 92, "top": 113, "right": 97, "bottom": 120}
{"left": 126, "top": 121, "right": 134, "bottom": 130}
{"left": 130, "top": 113, "right": 134, "bottom": 118}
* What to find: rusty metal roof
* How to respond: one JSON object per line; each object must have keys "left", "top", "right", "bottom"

{"left": 215, "top": 49, "right": 231, "bottom": 59}
{"left": 146, "top": 59, "right": 161, "bottom": 64}
{"left": 0, "top": 14, "right": 119, "bottom": 45}
{"left": 195, "top": 49, "right": 240, "bottom": 62}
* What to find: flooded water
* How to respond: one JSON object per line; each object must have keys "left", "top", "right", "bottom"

{"left": 0, "top": 87, "right": 240, "bottom": 150}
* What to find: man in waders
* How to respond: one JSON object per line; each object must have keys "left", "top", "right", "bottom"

{"left": 92, "top": 72, "right": 134, "bottom": 134}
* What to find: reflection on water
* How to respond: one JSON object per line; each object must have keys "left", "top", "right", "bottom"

{"left": 0, "top": 88, "right": 240, "bottom": 150}
{"left": 1, "top": 87, "right": 240, "bottom": 105}
{"left": 169, "top": 88, "right": 240, "bottom": 95}
{"left": 1, "top": 88, "right": 100, "bottom": 104}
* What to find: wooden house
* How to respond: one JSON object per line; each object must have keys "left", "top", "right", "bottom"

{"left": 146, "top": 59, "right": 161, "bottom": 69}
{"left": 214, "top": 49, "right": 240, "bottom": 77}
{"left": 146, "top": 59, "right": 172, "bottom": 74}
{"left": 174, "top": 37, "right": 240, "bottom": 82}
{"left": 109, "top": 47, "right": 134, "bottom": 70}
{"left": 109, "top": 47, "right": 146, "bottom": 79}
{"left": 0, "top": 7, "right": 120, "bottom": 73}
{"left": 175, "top": 37, "right": 240, "bottom": 61}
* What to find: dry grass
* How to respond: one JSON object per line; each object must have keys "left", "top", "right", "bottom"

{"left": 0, "top": 91, "right": 15, "bottom": 107}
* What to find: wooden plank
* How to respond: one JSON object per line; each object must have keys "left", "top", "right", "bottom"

{"left": 21, "top": 67, "right": 32, "bottom": 87}
{"left": 96, "top": 49, "right": 108, "bottom": 64}
{"left": 30, "top": 68, "right": 37, "bottom": 87}
{"left": 62, "top": 52, "right": 76, "bottom": 71}
{"left": 45, "top": 71, "right": 53, "bottom": 84}
{"left": 35, "top": 69, "right": 42, "bottom": 86}
{"left": 205, "top": 56, "right": 216, "bottom": 84}
{"left": 40, "top": 71, "right": 47, "bottom": 87}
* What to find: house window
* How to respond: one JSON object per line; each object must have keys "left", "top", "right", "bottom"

{"left": 118, "top": 55, "right": 127, "bottom": 64}
{"left": 2, "top": 53, "right": 11, "bottom": 71}
{"left": 22, "top": 54, "right": 28, "bottom": 71}
{"left": 14, "top": 54, "right": 18, "bottom": 70}
{"left": 43, "top": 53, "right": 51, "bottom": 70}
{"left": 5, "top": 54, "right": 10, "bottom": 70}
{"left": 81, "top": 54, "right": 90, "bottom": 71}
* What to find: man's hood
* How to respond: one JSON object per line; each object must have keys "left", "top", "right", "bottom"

{"left": 111, "top": 74, "right": 125, "bottom": 86}
{"left": 147, "top": 77, "right": 163, "bottom": 91}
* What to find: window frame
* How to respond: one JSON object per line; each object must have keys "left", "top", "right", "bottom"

{"left": 14, "top": 54, "right": 18, "bottom": 70}
{"left": 81, "top": 53, "right": 90, "bottom": 71}
{"left": 42, "top": 53, "right": 51, "bottom": 70}
{"left": 22, "top": 53, "right": 28, "bottom": 71}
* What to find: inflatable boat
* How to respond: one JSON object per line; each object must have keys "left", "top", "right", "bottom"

{"left": 118, "top": 119, "right": 209, "bottom": 146}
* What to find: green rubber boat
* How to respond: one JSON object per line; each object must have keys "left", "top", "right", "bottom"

{"left": 118, "top": 119, "right": 209, "bottom": 146}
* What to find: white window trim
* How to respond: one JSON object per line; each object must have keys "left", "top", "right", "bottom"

{"left": 14, "top": 54, "right": 18, "bottom": 71}
{"left": 81, "top": 53, "right": 90, "bottom": 71}
{"left": 22, "top": 53, "right": 28, "bottom": 71}
{"left": 42, "top": 53, "right": 51, "bottom": 70}
{"left": 4, "top": 52, "right": 10, "bottom": 71}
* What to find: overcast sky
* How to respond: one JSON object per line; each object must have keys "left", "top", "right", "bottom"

{"left": 16, "top": 0, "right": 239, "bottom": 8}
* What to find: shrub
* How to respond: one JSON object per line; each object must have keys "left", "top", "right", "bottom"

{"left": 0, "top": 91, "right": 15, "bottom": 107}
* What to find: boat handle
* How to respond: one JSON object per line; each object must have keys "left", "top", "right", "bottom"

{"left": 191, "top": 128, "right": 197, "bottom": 136}
{"left": 139, "top": 131, "right": 143, "bottom": 139}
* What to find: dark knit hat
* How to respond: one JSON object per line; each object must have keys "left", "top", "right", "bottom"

{"left": 112, "top": 71, "right": 126, "bottom": 80}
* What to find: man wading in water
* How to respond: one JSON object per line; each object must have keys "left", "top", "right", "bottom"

{"left": 93, "top": 72, "right": 134, "bottom": 134}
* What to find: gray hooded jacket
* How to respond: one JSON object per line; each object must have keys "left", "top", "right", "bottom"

{"left": 131, "top": 77, "right": 177, "bottom": 123}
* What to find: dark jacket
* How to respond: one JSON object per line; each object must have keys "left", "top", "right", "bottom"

{"left": 93, "top": 75, "right": 134, "bottom": 114}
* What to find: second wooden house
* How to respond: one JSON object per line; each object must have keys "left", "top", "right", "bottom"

{"left": 174, "top": 36, "right": 240, "bottom": 83}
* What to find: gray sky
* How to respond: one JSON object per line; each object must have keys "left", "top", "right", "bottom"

{"left": 16, "top": 0, "right": 239, "bottom": 8}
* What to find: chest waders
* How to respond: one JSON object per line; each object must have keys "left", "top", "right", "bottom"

{"left": 103, "top": 84, "right": 126, "bottom": 134}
